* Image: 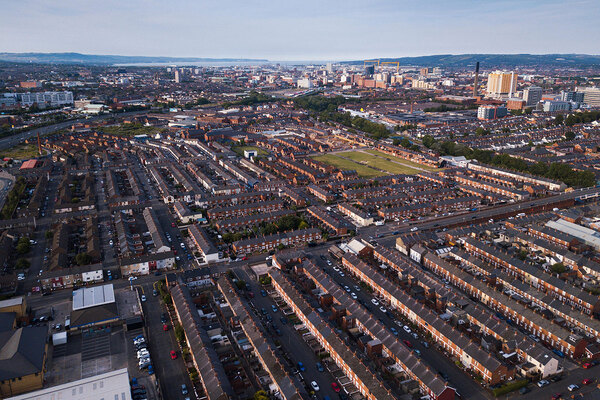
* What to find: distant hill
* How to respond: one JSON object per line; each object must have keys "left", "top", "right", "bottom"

{"left": 343, "top": 54, "right": 600, "bottom": 68}
{"left": 0, "top": 52, "right": 268, "bottom": 65}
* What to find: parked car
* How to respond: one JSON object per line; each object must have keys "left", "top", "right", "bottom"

{"left": 331, "top": 382, "right": 341, "bottom": 393}
{"left": 181, "top": 384, "right": 188, "bottom": 395}
{"left": 170, "top": 350, "right": 177, "bottom": 360}
{"left": 297, "top": 362, "right": 305, "bottom": 372}
{"left": 310, "top": 381, "right": 320, "bottom": 392}
{"left": 537, "top": 380, "right": 550, "bottom": 388}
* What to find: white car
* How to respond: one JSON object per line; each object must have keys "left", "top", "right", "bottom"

{"left": 137, "top": 349, "right": 150, "bottom": 359}
{"left": 332, "top": 266, "right": 340, "bottom": 272}
{"left": 568, "top": 384, "right": 579, "bottom": 392}
{"left": 403, "top": 325, "right": 411, "bottom": 333}
{"left": 410, "top": 227, "right": 419, "bottom": 232}
{"left": 371, "top": 298, "right": 379, "bottom": 306}
{"left": 350, "top": 292, "right": 357, "bottom": 300}
{"left": 537, "top": 380, "right": 549, "bottom": 388}
{"left": 141, "top": 295, "right": 146, "bottom": 302}
{"left": 310, "top": 381, "right": 320, "bottom": 392}
{"left": 379, "top": 306, "right": 387, "bottom": 313}
{"left": 17, "top": 274, "right": 25, "bottom": 281}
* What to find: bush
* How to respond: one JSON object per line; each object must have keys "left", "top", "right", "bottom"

{"left": 174, "top": 323, "right": 185, "bottom": 344}
{"left": 492, "top": 379, "right": 529, "bottom": 397}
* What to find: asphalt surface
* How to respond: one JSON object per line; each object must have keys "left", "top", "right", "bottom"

{"left": 236, "top": 267, "right": 338, "bottom": 399}
{"left": 0, "top": 110, "right": 147, "bottom": 151}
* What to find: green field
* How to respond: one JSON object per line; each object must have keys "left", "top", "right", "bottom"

{"left": 312, "top": 154, "right": 386, "bottom": 178}
{"left": 0, "top": 143, "right": 42, "bottom": 160}
{"left": 232, "top": 145, "right": 269, "bottom": 156}
{"left": 338, "top": 151, "right": 423, "bottom": 175}
{"left": 364, "top": 149, "right": 440, "bottom": 172}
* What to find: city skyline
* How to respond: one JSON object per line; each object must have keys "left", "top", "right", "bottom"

{"left": 1, "top": 0, "right": 599, "bottom": 61}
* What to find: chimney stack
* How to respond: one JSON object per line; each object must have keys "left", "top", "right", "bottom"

{"left": 473, "top": 62, "right": 480, "bottom": 98}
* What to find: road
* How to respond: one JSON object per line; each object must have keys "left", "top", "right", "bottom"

{"left": 236, "top": 266, "right": 337, "bottom": 399}
{"left": 0, "top": 110, "right": 147, "bottom": 151}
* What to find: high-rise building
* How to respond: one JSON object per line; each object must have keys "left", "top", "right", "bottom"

{"left": 326, "top": 63, "right": 333, "bottom": 74}
{"left": 365, "top": 65, "right": 375, "bottom": 76}
{"left": 486, "top": 71, "right": 518, "bottom": 97}
{"left": 174, "top": 69, "right": 182, "bottom": 83}
{"left": 560, "top": 91, "right": 584, "bottom": 103}
{"left": 577, "top": 87, "right": 600, "bottom": 107}
{"left": 523, "top": 86, "right": 542, "bottom": 106}
{"left": 477, "top": 105, "right": 508, "bottom": 120}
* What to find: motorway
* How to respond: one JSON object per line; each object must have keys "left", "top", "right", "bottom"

{"left": 0, "top": 110, "right": 147, "bottom": 151}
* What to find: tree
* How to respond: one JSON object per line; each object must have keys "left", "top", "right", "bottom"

{"left": 564, "top": 131, "right": 575, "bottom": 141}
{"left": 421, "top": 135, "right": 435, "bottom": 148}
{"left": 15, "top": 258, "right": 30, "bottom": 269}
{"left": 75, "top": 252, "right": 92, "bottom": 266}
{"left": 45, "top": 230, "right": 53, "bottom": 239}
{"left": 554, "top": 114, "right": 564, "bottom": 125}
{"left": 550, "top": 263, "right": 567, "bottom": 274}
{"left": 298, "top": 220, "right": 309, "bottom": 230}
{"left": 16, "top": 237, "right": 31, "bottom": 255}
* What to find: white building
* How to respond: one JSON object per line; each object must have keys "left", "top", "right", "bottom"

{"left": 7, "top": 368, "right": 132, "bottom": 400}
{"left": 297, "top": 78, "right": 314, "bottom": 89}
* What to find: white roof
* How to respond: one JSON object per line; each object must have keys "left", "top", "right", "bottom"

{"left": 72, "top": 284, "right": 115, "bottom": 311}
{"left": 0, "top": 296, "right": 24, "bottom": 309}
{"left": 546, "top": 219, "right": 600, "bottom": 250}
{"left": 7, "top": 368, "right": 131, "bottom": 400}
{"left": 346, "top": 239, "right": 366, "bottom": 255}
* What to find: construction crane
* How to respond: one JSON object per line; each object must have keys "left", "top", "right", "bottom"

{"left": 381, "top": 61, "right": 400, "bottom": 73}
{"left": 363, "top": 59, "right": 380, "bottom": 67}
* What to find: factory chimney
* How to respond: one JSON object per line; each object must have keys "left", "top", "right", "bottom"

{"left": 37, "top": 133, "right": 42, "bottom": 156}
{"left": 473, "top": 62, "right": 480, "bottom": 98}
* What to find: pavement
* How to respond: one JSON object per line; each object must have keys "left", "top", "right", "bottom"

{"left": 0, "top": 110, "right": 147, "bottom": 151}
{"left": 236, "top": 266, "right": 338, "bottom": 399}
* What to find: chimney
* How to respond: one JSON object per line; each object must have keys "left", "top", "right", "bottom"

{"left": 473, "top": 62, "right": 480, "bottom": 98}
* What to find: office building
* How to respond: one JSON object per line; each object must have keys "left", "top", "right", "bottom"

{"left": 560, "top": 90, "right": 584, "bottom": 103}
{"left": 297, "top": 78, "right": 314, "bottom": 89}
{"left": 2, "top": 91, "right": 74, "bottom": 108}
{"left": 486, "top": 71, "right": 517, "bottom": 97}
{"left": 577, "top": 87, "right": 600, "bottom": 107}
{"left": 477, "top": 105, "right": 508, "bottom": 120}
{"left": 523, "top": 86, "right": 542, "bottom": 106}
{"left": 543, "top": 101, "right": 571, "bottom": 112}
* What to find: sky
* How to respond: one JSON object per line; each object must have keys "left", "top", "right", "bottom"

{"left": 1, "top": 0, "right": 599, "bottom": 61}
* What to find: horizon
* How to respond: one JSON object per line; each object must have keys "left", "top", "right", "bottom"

{"left": 2, "top": 0, "right": 599, "bottom": 61}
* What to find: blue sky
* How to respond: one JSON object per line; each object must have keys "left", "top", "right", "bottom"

{"left": 1, "top": 0, "right": 598, "bottom": 61}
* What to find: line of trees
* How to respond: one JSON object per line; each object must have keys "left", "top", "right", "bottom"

{"left": 422, "top": 135, "right": 596, "bottom": 188}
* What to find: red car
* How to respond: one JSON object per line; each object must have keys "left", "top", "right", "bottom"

{"left": 170, "top": 350, "right": 177, "bottom": 359}
{"left": 241, "top": 256, "right": 248, "bottom": 261}
{"left": 583, "top": 362, "right": 592, "bottom": 369}
{"left": 331, "top": 383, "right": 341, "bottom": 393}
{"left": 163, "top": 324, "right": 169, "bottom": 331}
{"left": 583, "top": 378, "right": 593, "bottom": 385}
{"left": 171, "top": 222, "right": 176, "bottom": 227}
{"left": 403, "top": 339, "right": 412, "bottom": 348}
